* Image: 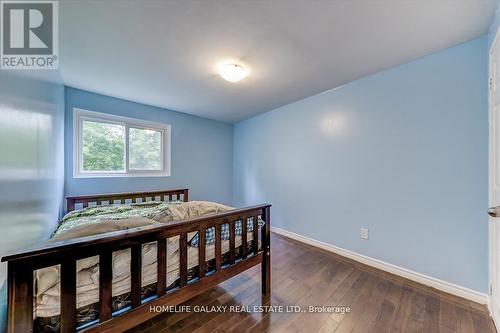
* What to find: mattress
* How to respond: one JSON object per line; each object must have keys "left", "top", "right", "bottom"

{"left": 33, "top": 200, "right": 262, "bottom": 332}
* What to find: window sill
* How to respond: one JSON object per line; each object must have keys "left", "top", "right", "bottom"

{"left": 73, "top": 172, "right": 170, "bottom": 179}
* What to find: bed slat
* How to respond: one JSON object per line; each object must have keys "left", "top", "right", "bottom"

{"left": 60, "top": 260, "right": 76, "bottom": 333}
{"left": 199, "top": 228, "right": 206, "bottom": 278}
{"left": 242, "top": 218, "right": 248, "bottom": 259}
{"left": 179, "top": 233, "right": 188, "bottom": 286}
{"left": 215, "top": 224, "right": 222, "bottom": 271}
{"left": 157, "top": 239, "right": 167, "bottom": 296}
{"left": 253, "top": 216, "right": 259, "bottom": 254}
{"left": 99, "top": 251, "right": 113, "bottom": 321}
{"left": 229, "top": 221, "right": 235, "bottom": 265}
{"left": 261, "top": 207, "right": 271, "bottom": 295}
{"left": 130, "top": 244, "right": 142, "bottom": 308}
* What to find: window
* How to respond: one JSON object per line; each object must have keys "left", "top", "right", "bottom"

{"left": 73, "top": 109, "right": 170, "bottom": 178}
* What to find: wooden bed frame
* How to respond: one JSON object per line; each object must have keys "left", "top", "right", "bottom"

{"left": 1, "top": 189, "right": 271, "bottom": 333}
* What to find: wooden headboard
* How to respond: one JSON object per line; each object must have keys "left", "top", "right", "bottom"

{"left": 66, "top": 188, "right": 189, "bottom": 212}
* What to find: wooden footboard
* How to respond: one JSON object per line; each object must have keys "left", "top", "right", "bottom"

{"left": 1, "top": 189, "right": 271, "bottom": 333}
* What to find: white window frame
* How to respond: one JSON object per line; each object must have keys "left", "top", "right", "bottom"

{"left": 73, "top": 108, "right": 171, "bottom": 178}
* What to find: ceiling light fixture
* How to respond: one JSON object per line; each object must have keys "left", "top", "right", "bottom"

{"left": 219, "top": 63, "right": 247, "bottom": 82}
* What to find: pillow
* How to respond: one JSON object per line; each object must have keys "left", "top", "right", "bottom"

{"left": 158, "top": 201, "right": 233, "bottom": 223}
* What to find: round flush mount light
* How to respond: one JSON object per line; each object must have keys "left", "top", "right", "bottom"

{"left": 219, "top": 63, "right": 247, "bottom": 82}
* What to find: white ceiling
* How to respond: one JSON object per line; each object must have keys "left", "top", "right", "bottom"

{"left": 60, "top": 0, "right": 497, "bottom": 123}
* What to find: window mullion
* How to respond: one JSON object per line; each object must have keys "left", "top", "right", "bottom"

{"left": 79, "top": 116, "right": 83, "bottom": 175}
{"left": 161, "top": 130, "right": 165, "bottom": 172}
{"left": 125, "top": 124, "right": 130, "bottom": 173}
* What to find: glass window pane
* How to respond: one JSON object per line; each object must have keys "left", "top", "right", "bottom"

{"left": 129, "top": 128, "right": 162, "bottom": 170}
{"left": 82, "top": 120, "right": 125, "bottom": 172}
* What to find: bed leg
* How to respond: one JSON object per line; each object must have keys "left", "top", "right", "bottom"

{"left": 7, "top": 261, "right": 33, "bottom": 333}
{"left": 261, "top": 207, "right": 271, "bottom": 296}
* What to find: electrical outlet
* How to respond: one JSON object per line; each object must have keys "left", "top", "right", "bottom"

{"left": 360, "top": 228, "right": 369, "bottom": 240}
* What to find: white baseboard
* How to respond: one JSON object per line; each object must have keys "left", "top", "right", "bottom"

{"left": 271, "top": 226, "right": 488, "bottom": 305}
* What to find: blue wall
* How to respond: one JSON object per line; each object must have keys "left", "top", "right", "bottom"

{"left": 0, "top": 72, "right": 65, "bottom": 332}
{"left": 64, "top": 88, "right": 233, "bottom": 206}
{"left": 234, "top": 37, "right": 489, "bottom": 292}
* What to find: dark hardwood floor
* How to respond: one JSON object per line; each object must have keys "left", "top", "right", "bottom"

{"left": 130, "top": 233, "right": 496, "bottom": 333}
